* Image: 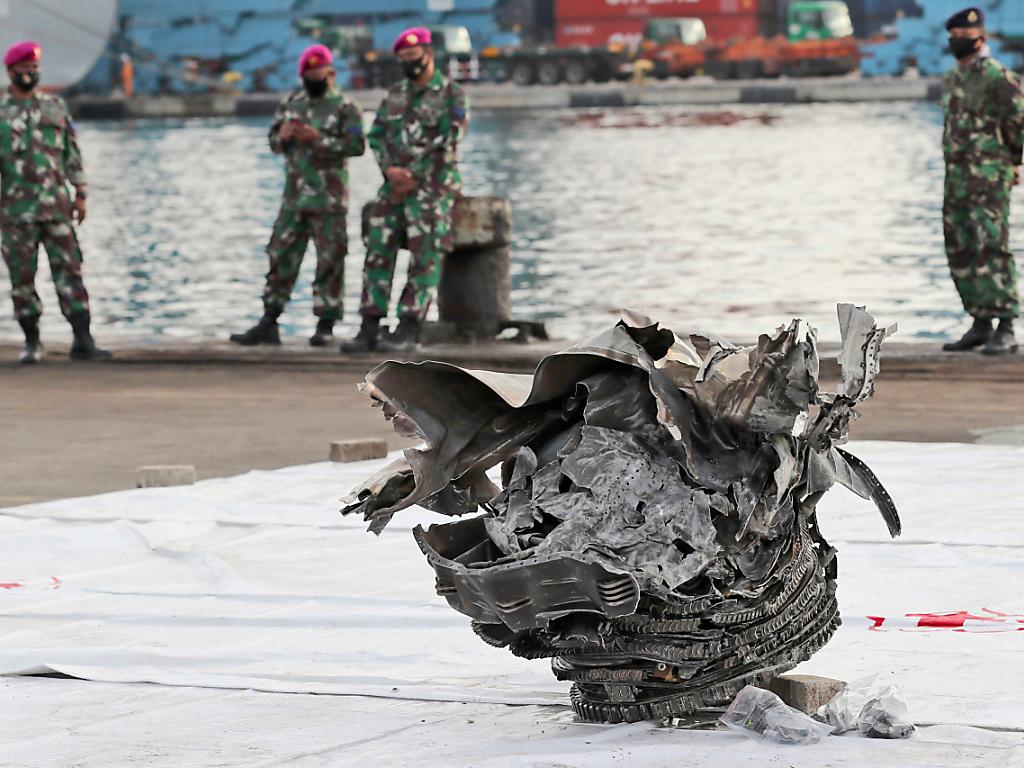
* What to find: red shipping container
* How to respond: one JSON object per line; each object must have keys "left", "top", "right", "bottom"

{"left": 555, "top": 18, "right": 648, "bottom": 47}
{"left": 554, "top": 14, "right": 760, "bottom": 47}
{"left": 702, "top": 13, "right": 760, "bottom": 41}
{"left": 555, "top": 0, "right": 760, "bottom": 22}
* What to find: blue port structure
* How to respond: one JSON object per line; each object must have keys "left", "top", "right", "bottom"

{"left": 78, "top": 1, "right": 522, "bottom": 94}
{"left": 862, "top": 0, "right": 1024, "bottom": 76}
{"left": 74, "top": 1, "right": 1021, "bottom": 91}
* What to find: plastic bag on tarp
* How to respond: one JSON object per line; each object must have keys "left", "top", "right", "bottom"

{"left": 815, "top": 678, "right": 915, "bottom": 738}
{"left": 814, "top": 675, "right": 876, "bottom": 734}
{"left": 721, "top": 686, "right": 835, "bottom": 745}
{"left": 858, "top": 685, "right": 915, "bottom": 739}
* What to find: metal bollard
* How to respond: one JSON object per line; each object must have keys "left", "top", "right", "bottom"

{"left": 361, "top": 195, "right": 512, "bottom": 339}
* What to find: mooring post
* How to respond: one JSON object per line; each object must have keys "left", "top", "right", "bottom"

{"left": 361, "top": 195, "right": 512, "bottom": 339}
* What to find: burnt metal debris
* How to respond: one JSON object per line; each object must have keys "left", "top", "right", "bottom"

{"left": 343, "top": 305, "right": 901, "bottom": 724}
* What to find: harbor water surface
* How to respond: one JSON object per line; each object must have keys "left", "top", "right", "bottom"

{"left": 3, "top": 101, "right": 1020, "bottom": 345}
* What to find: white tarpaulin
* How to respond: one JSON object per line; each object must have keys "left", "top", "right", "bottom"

{"left": 1, "top": 441, "right": 1023, "bottom": 767}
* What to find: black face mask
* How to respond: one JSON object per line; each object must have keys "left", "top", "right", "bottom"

{"left": 402, "top": 56, "right": 427, "bottom": 80}
{"left": 302, "top": 76, "right": 328, "bottom": 98}
{"left": 949, "top": 36, "right": 982, "bottom": 60}
{"left": 13, "top": 70, "right": 39, "bottom": 92}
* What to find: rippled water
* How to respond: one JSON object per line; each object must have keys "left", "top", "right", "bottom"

{"left": 2, "top": 101, "right": 1022, "bottom": 345}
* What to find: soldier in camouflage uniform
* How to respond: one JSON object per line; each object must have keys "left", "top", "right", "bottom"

{"left": 941, "top": 8, "right": 1024, "bottom": 355}
{"left": 1, "top": 41, "right": 110, "bottom": 363}
{"left": 342, "top": 27, "right": 469, "bottom": 353}
{"left": 231, "top": 44, "right": 365, "bottom": 347}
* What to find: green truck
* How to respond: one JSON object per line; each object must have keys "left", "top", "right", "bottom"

{"left": 787, "top": 1, "right": 856, "bottom": 42}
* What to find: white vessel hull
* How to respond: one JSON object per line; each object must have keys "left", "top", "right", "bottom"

{"left": 0, "top": 0, "right": 116, "bottom": 89}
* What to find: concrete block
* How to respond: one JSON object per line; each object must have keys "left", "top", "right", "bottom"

{"left": 330, "top": 439, "right": 388, "bottom": 463}
{"left": 767, "top": 674, "right": 846, "bottom": 714}
{"left": 137, "top": 465, "right": 196, "bottom": 488}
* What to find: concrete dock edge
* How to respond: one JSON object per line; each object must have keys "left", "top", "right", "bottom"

{"left": 68, "top": 77, "right": 941, "bottom": 121}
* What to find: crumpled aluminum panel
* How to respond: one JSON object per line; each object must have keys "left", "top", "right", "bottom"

{"left": 342, "top": 304, "right": 901, "bottom": 723}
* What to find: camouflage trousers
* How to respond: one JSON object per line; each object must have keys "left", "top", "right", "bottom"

{"left": 943, "top": 185, "right": 1020, "bottom": 320}
{"left": 1, "top": 219, "right": 90, "bottom": 321}
{"left": 263, "top": 206, "right": 348, "bottom": 321}
{"left": 359, "top": 188, "right": 456, "bottom": 319}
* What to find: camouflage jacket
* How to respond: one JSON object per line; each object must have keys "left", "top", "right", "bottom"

{"left": 0, "top": 90, "right": 85, "bottom": 225}
{"left": 269, "top": 86, "right": 365, "bottom": 211}
{"left": 369, "top": 69, "right": 469, "bottom": 197}
{"left": 942, "top": 54, "right": 1024, "bottom": 196}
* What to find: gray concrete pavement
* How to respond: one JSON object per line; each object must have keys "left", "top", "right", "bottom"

{"left": 2, "top": 341, "right": 1023, "bottom": 506}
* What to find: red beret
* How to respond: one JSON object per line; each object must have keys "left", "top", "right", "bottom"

{"left": 393, "top": 27, "right": 431, "bottom": 54}
{"left": 4, "top": 41, "right": 42, "bottom": 68}
{"left": 298, "top": 44, "right": 333, "bottom": 76}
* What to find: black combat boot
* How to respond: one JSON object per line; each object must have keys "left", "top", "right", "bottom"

{"left": 340, "top": 316, "right": 381, "bottom": 354}
{"left": 69, "top": 312, "right": 113, "bottom": 361}
{"left": 942, "top": 317, "right": 993, "bottom": 351}
{"left": 230, "top": 309, "right": 281, "bottom": 346}
{"left": 982, "top": 318, "right": 1018, "bottom": 356}
{"left": 377, "top": 316, "right": 422, "bottom": 353}
{"left": 309, "top": 318, "right": 335, "bottom": 347}
{"left": 17, "top": 316, "right": 43, "bottom": 364}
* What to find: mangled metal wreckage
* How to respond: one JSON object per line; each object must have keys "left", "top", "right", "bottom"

{"left": 343, "top": 305, "right": 900, "bottom": 724}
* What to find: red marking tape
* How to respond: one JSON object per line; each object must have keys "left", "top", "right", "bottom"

{"left": 867, "top": 609, "right": 1024, "bottom": 633}
{"left": 0, "top": 577, "right": 62, "bottom": 591}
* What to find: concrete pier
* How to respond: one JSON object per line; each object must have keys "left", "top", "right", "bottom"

{"left": 330, "top": 439, "right": 388, "bottom": 463}
{"left": 768, "top": 675, "right": 847, "bottom": 715}
{"left": 67, "top": 76, "right": 941, "bottom": 121}
{"left": 2, "top": 337, "right": 1024, "bottom": 507}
